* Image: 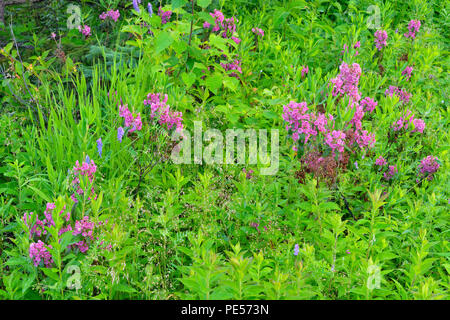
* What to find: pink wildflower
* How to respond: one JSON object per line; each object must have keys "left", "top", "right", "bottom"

{"left": 375, "top": 156, "right": 387, "bottom": 166}
{"left": 402, "top": 66, "right": 413, "bottom": 81}
{"left": 374, "top": 30, "right": 388, "bottom": 51}
{"left": 78, "top": 25, "right": 91, "bottom": 38}
{"left": 29, "top": 241, "right": 53, "bottom": 268}
{"left": 325, "top": 130, "right": 346, "bottom": 153}
{"left": 404, "top": 20, "right": 421, "bottom": 39}
{"left": 383, "top": 165, "right": 397, "bottom": 180}
{"left": 418, "top": 156, "right": 439, "bottom": 181}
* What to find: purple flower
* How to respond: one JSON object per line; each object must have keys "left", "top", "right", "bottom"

{"left": 117, "top": 127, "right": 125, "bottom": 142}
{"left": 85, "top": 155, "right": 90, "bottom": 164}
{"left": 96, "top": 138, "right": 103, "bottom": 158}
{"left": 346, "top": 249, "right": 351, "bottom": 254}
{"left": 418, "top": 156, "right": 440, "bottom": 181}
{"left": 147, "top": 2, "right": 153, "bottom": 16}
{"left": 354, "top": 161, "right": 358, "bottom": 169}
{"left": 294, "top": 244, "right": 299, "bottom": 256}
{"left": 374, "top": 30, "right": 388, "bottom": 51}
{"left": 132, "top": 0, "right": 141, "bottom": 12}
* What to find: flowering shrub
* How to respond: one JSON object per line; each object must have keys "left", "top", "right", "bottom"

{"left": 100, "top": 9, "right": 120, "bottom": 22}
{"left": 205, "top": 9, "right": 240, "bottom": 43}
{"left": 158, "top": 7, "right": 172, "bottom": 25}
{"left": 391, "top": 109, "right": 426, "bottom": 134}
{"left": 374, "top": 30, "right": 388, "bottom": 51}
{"left": 70, "top": 158, "right": 97, "bottom": 203}
{"left": 220, "top": 59, "right": 242, "bottom": 78}
{"left": 119, "top": 104, "right": 143, "bottom": 133}
{"left": 385, "top": 86, "right": 412, "bottom": 104}
{"left": 418, "top": 156, "right": 440, "bottom": 181}
{"left": 29, "top": 241, "right": 53, "bottom": 268}
{"left": 404, "top": 20, "right": 421, "bottom": 39}
{"left": 330, "top": 62, "right": 362, "bottom": 102}
{"left": 1, "top": 1, "right": 447, "bottom": 301}
{"left": 143, "top": 93, "right": 183, "bottom": 132}
{"left": 23, "top": 197, "right": 108, "bottom": 269}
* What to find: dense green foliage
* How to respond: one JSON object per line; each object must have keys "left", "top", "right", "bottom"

{"left": 0, "top": 0, "right": 448, "bottom": 300}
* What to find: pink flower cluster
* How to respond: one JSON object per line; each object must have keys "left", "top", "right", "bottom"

{"left": 29, "top": 241, "right": 53, "bottom": 268}
{"left": 402, "top": 66, "right": 413, "bottom": 81}
{"left": 361, "top": 97, "right": 378, "bottom": 113}
{"left": 143, "top": 93, "right": 183, "bottom": 132}
{"left": 242, "top": 168, "right": 254, "bottom": 179}
{"left": 71, "top": 159, "right": 97, "bottom": 203}
{"left": 374, "top": 157, "right": 398, "bottom": 181}
{"left": 301, "top": 65, "right": 309, "bottom": 78}
{"left": 328, "top": 62, "right": 376, "bottom": 150}
{"left": 325, "top": 130, "right": 346, "bottom": 153}
{"left": 220, "top": 59, "right": 242, "bottom": 78}
{"left": 23, "top": 204, "right": 70, "bottom": 239}
{"left": 391, "top": 109, "right": 426, "bottom": 133}
{"left": 404, "top": 20, "right": 421, "bottom": 39}
{"left": 72, "top": 216, "right": 95, "bottom": 253}
{"left": 330, "top": 62, "right": 362, "bottom": 102}
{"left": 282, "top": 101, "right": 333, "bottom": 147}
{"left": 356, "top": 130, "right": 376, "bottom": 149}
{"left": 375, "top": 156, "right": 387, "bottom": 166}
{"left": 204, "top": 10, "right": 240, "bottom": 44}
{"left": 119, "top": 104, "right": 142, "bottom": 133}
{"left": 374, "top": 30, "right": 388, "bottom": 51}
{"left": 100, "top": 9, "right": 120, "bottom": 22}
{"left": 25, "top": 203, "right": 108, "bottom": 267}
{"left": 385, "top": 86, "right": 412, "bottom": 104}
{"left": 251, "top": 27, "right": 264, "bottom": 37}
{"left": 158, "top": 7, "right": 172, "bottom": 25}
{"left": 383, "top": 165, "right": 398, "bottom": 181}
{"left": 418, "top": 156, "right": 440, "bottom": 181}
{"left": 78, "top": 25, "right": 91, "bottom": 38}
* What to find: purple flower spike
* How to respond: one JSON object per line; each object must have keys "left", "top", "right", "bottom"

{"left": 118, "top": 127, "right": 125, "bottom": 142}
{"left": 96, "top": 138, "right": 103, "bottom": 158}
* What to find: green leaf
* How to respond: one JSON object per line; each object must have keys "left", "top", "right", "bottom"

{"left": 205, "top": 74, "right": 223, "bottom": 94}
{"left": 262, "top": 110, "right": 278, "bottom": 119}
{"left": 198, "top": 0, "right": 212, "bottom": 9}
{"left": 319, "top": 202, "right": 340, "bottom": 211}
{"left": 182, "top": 72, "right": 196, "bottom": 88}
{"left": 28, "top": 185, "right": 52, "bottom": 203}
{"left": 154, "top": 31, "right": 174, "bottom": 54}
{"left": 172, "top": 0, "right": 188, "bottom": 9}
{"left": 223, "top": 76, "right": 239, "bottom": 91}
{"left": 41, "top": 268, "right": 60, "bottom": 281}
